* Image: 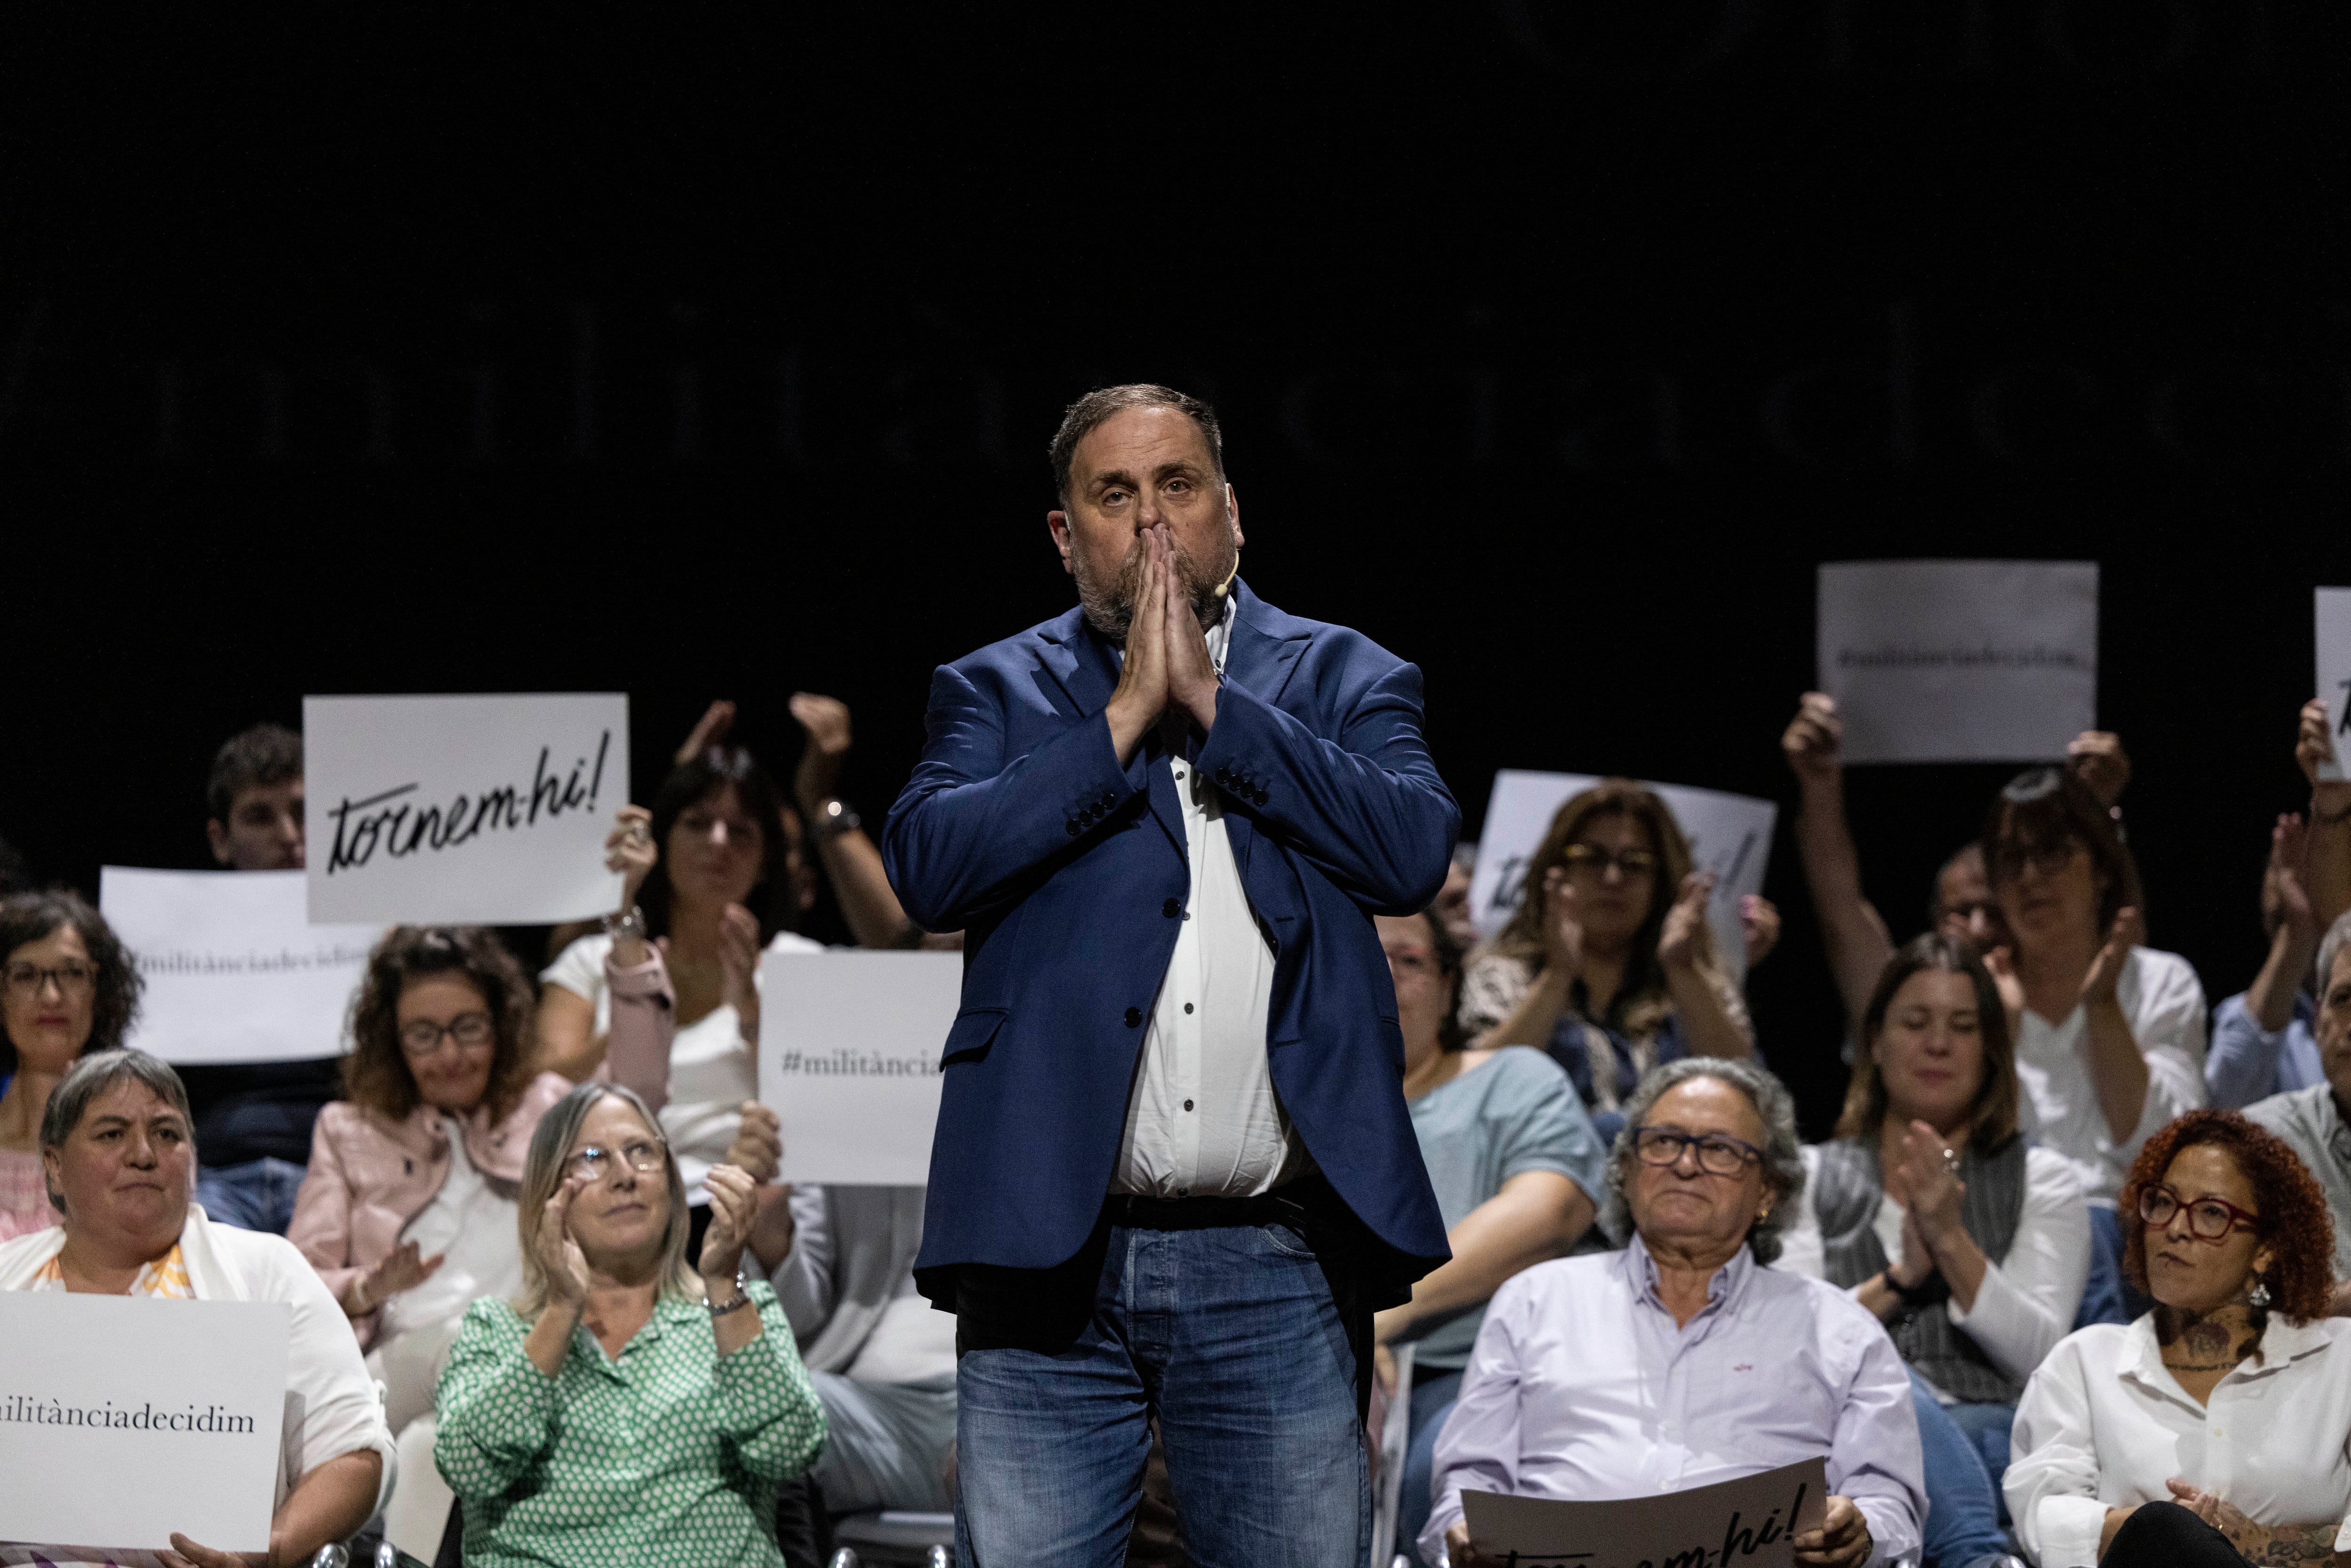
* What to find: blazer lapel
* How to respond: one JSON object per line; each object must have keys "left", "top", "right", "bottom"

{"left": 1035, "top": 607, "right": 1118, "bottom": 721}
{"left": 1222, "top": 580, "right": 1309, "bottom": 711}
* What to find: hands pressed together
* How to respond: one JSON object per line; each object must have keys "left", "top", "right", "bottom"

{"left": 1105, "top": 523, "right": 1221, "bottom": 766}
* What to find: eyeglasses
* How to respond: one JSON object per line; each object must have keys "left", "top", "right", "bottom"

{"left": 1991, "top": 840, "right": 2083, "bottom": 881}
{"left": 1632, "top": 1127, "right": 1765, "bottom": 1177}
{"left": 4, "top": 961, "right": 98, "bottom": 996}
{"left": 2138, "top": 1183, "right": 2259, "bottom": 1243}
{"left": 399, "top": 1012, "right": 495, "bottom": 1057}
{"left": 565, "top": 1139, "right": 667, "bottom": 1183}
{"left": 1561, "top": 844, "right": 1657, "bottom": 880}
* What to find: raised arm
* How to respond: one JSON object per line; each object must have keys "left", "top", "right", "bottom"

{"left": 2299, "top": 700, "right": 2351, "bottom": 929}
{"left": 1783, "top": 694, "right": 1895, "bottom": 1030}
{"left": 789, "top": 692, "right": 926, "bottom": 948}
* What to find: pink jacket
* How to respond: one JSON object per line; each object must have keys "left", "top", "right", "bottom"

{"left": 288, "top": 946, "right": 677, "bottom": 1346}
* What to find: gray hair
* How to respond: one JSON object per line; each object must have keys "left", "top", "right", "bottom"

{"left": 2319, "top": 911, "right": 2351, "bottom": 1005}
{"left": 1602, "top": 1056, "right": 1807, "bottom": 1265}
{"left": 39, "top": 1050, "right": 194, "bottom": 1219}
{"left": 513, "top": 1081, "right": 698, "bottom": 1314}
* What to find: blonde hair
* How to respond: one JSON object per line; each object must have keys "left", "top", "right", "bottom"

{"left": 513, "top": 1082, "right": 699, "bottom": 1315}
{"left": 1491, "top": 779, "right": 1724, "bottom": 1042}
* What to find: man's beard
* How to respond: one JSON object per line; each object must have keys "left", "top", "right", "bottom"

{"left": 1075, "top": 535, "right": 1234, "bottom": 646}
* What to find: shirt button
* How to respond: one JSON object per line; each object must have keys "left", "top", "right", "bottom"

{"left": 1183, "top": 1100, "right": 1195, "bottom": 1111}
{"left": 1183, "top": 1002, "right": 1194, "bottom": 1014}
{"left": 1174, "top": 768, "right": 1185, "bottom": 780}
{"left": 1176, "top": 1188, "right": 1189, "bottom": 1197}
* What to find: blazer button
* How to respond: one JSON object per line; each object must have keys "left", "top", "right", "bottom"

{"left": 1163, "top": 897, "right": 1181, "bottom": 918}
{"left": 1066, "top": 819, "right": 1081, "bottom": 836}
{"left": 1124, "top": 1006, "right": 1143, "bottom": 1027}
{"left": 1253, "top": 789, "right": 1269, "bottom": 806}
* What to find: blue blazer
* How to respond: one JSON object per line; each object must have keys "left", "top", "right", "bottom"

{"left": 884, "top": 581, "right": 1458, "bottom": 1308}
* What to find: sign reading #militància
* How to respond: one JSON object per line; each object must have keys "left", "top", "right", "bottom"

{"left": 303, "top": 693, "right": 629, "bottom": 925}
{"left": 0, "top": 1293, "right": 288, "bottom": 1555}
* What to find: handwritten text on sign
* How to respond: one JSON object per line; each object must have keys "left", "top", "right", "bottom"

{"left": 304, "top": 693, "right": 628, "bottom": 924}
{"left": 2318, "top": 588, "right": 2351, "bottom": 783}
{"left": 1460, "top": 1457, "right": 1828, "bottom": 1568}
{"left": 101, "top": 867, "right": 379, "bottom": 1064}
{"left": 760, "top": 950, "right": 960, "bottom": 1187}
{"left": 0, "top": 1292, "right": 288, "bottom": 1554}
{"left": 1818, "top": 559, "right": 2098, "bottom": 764}
{"left": 1467, "top": 771, "right": 1777, "bottom": 984}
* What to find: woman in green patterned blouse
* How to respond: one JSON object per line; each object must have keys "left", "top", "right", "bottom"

{"left": 435, "top": 1082, "right": 825, "bottom": 1567}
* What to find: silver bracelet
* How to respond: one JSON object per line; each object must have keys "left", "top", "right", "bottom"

{"left": 706, "top": 1289, "right": 755, "bottom": 1318}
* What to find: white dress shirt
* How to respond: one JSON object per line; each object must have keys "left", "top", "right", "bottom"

{"left": 1776, "top": 1143, "right": 2090, "bottom": 1393}
{"left": 2012, "top": 946, "right": 2208, "bottom": 1206}
{"left": 2007, "top": 1315, "right": 2351, "bottom": 1568}
{"left": 1422, "top": 1239, "right": 1924, "bottom": 1568}
{"left": 1112, "top": 601, "right": 1305, "bottom": 1199}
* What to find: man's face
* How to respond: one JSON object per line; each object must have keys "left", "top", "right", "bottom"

{"left": 1934, "top": 849, "right": 2012, "bottom": 953}
{"left": 1047, "top": 405, "right": 1243, "bottom": 642}
{"left": 208, "top": 778, "right": 305, "bottom": 870}
{"left": 2317, "top": 947, "right": 2351, "bottom": 1111}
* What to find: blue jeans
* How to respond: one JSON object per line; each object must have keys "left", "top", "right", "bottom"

{"left": 1399, "top": 1370, "right": 1464, "bottom": 1559}
{"left": 194, "top": 1157, "right": 307, "bottom": 1234}
{"left": 1910, "top": 1369, "right": 2010, "bottom": 1568}
{"left": 953, "top": 1216, "right": 1368, "bottom": 1567}
{"left": 1945, "top": 1400, "right": 2015, "bottom": 1521}
{"left": 2077, "top": 1204, "right": 2149, "bottom": 1328}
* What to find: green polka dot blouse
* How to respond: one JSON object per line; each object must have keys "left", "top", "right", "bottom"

{"left": 434, "top": 1281, "right": 826, "bottom": 1568}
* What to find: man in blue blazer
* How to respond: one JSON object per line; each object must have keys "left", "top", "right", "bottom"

{"left": 884, "top": 384, "right": 1456, "bottom": 1565}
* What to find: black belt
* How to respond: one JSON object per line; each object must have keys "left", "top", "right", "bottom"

{"left": 1104, "top": 1173, "right": 1333, "bottom": 1233}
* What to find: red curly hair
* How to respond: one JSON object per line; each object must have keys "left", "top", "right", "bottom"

{"left": 2120, "top": 1110, "right": 2335, "bottom": 1324}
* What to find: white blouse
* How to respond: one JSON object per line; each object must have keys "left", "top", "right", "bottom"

{"left": 2006, "top": 1315, "right": 2351, "bottom": 1568}
{"left": 2012, "top": 946, "right": 2207, "bottom": 1206}
{"left": 1777, "top": 1143, "right": 2089, "bottom": 1393}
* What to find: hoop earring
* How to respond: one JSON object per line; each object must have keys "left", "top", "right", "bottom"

{"left": 2248, "top": 1276, "right": 2273, "bottom": 1310}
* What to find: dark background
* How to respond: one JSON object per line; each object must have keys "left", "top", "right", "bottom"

{"left": 3, "top": 3, "right": 2345, "bottom": 1133}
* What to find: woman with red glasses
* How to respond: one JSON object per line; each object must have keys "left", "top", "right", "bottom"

{"left": 2006, "top": 1111, "right": 2346, "bottom": 1568}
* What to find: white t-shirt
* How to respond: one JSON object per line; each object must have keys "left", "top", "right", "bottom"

{"left": 380, "top": 1113, "right": 522, "bottom": 1342}
{"left": 1778, "top": 1142, "right": 2091, "bottom": 1392}
{"left": 542, "top": 929, "right": 823, "bottom": 1191}
{"left": 2011, "top": 946, "right": 2207, "bottom": 1206}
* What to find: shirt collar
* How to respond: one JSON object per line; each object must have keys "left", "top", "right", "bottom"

{"left": 1622, "top": 1233, "right": 1755, "bottom": 1318}
{"left": 2119, "top": 1310, "right": 2338, "bottom": 1404}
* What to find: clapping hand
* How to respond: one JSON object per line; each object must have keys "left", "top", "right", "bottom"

{"left": 2270, "top": 814, "right": 2319, "bottom": 938}
{"left": 605, "top": 805, "right": 656, "bottom": 910}
{"left": 1539, "top": 867, "right": 1584, "bottom": 976}
{"left": 2079, "top": 906, "right": 2144, "bottom": 1009}
{"left": 789, "top": 692, "right": 854, "bottom": 816}
{"left": 2299, "top": 699, "right": 2349, "bottom": 810}
{"left": 344, "top": 1237, "right": 444, "bottom": 1318}
{"left": 538, "top": 1177, "right": 593, "bottom": 1308}
{"left": 1656, "top": 872, "right": 1715, "bottom": 973}
{"left": 718, "top": 902, "right": 763, "bottom": 1041}
{"left": 674, "top": 700, "right": 738, "bottom": 767}
{"left": 723, "top": 1102, "right": 782, "bottom": 1185}
{"left": 1741, "top": 894, "right": 1782, "bottom": 970}
{"left": 698, "top": 1164, "right": 759, "bottom": 1288}
{"left": 1892, "top": 1119, "right": 1967, "bottom": 1253}
{"left": 1981, "top": 945, "right": 2026, "bottom": 1041}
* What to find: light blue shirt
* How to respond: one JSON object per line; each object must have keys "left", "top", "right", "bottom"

{"left": 2206, "top": 990, "right": 2323, "bottom": 1110}
{"left": 1405, "top": 1047, "right": 1608, "bottom": 1371}
{"left": 1422, "top": 1238, "right": 1925, "bottom": 1567}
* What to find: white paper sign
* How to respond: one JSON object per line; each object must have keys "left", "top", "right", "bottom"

{"left": 1817, "top": 559, "right": 2098, "bottom": 764}
{"left": 304, "top": 693, "right": 628, "bottom": 924}
{"left": 1467, "top": 771, "right": 1777, "bottom": 982}
{"left": 1460, "top": 1457, "right": 1828, "bottom": 1568}
{"left": 760, "top": 951, "right": 960, "bottom": 1185}
{"left": 2319, "top": 588, "right": 2351, "bottom": 783}
{"left": 100, "top": 868, "right": 377, "bottom": 1065}
{"left": 0, "top": 1293, "right": 288, "bottom": 1554}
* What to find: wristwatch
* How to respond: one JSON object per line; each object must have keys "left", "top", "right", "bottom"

{"left": 603, "top": 904, "right": 647, "bottom": 942}
{"left": 812, "top": 798, "right": 863, "bottom": 841}
{"left": 1888, "top": 1270, "right": 1950, "bottom": 1310}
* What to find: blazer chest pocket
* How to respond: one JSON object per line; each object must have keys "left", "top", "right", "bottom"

{"left": 941, "top": 1005, "right": 1009, "bottom": 1068}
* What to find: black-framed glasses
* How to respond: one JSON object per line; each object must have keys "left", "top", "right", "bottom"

{"left": 565, "top": 1139, "right": 667, "bottom": 1183}
{"left": 399, "top": 1012, "right": 495, "bottom": 1057}
{"left": 1632, "top": 1127, "right": 1765, "bottom": 1177}
{"left": 1561, "top": 844, "right": 1658, "bottom": 880}
{"left": 4, "top": 961, "right": 98, "bottom": 996}
{"left": 1990, "top": 839, "right": 2084, "bottom": 881}
{"left": 2138, "top": 1183, "right": 2259, "bottom": 1244}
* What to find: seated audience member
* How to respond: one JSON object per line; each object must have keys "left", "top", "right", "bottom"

{"left": 1982, "top": 768, "right": 2207, "bottom": 1237}
{"left": 434, "top": 1082, "right": 825, "bottom": 1568}
{"left": 766, "top": 1184, "right": 955, "bottom": 1518}
{"left": 1777, "top": 935, "right": 2086, "bottom": 1533}
{"left": 0, "top": 891, "right": 142, "bottom": 1241}
{"left": 1457, "top": 780, "right": 1753, "bottom": 1135}
{"left": 1424, "top": 1057, "right": 1924, "bottom": 1568}
{"left": 181, "top": 722, "right": 343, "bottom": 1236}
{"left": 2246, "top": 911, "right": 2351, "bottom": 1312}
{"left": 1435, "top": 840, "right": 1480, "bottom": 949}
{"left": 2006, "top": 1111, "right": 2347, "bottom": 1568}
{"left": 1782, "top": 693, "right": 2129, "bottom": 1035}
{"left": 539, "top": 751, "right": 825, "bottom": 1248}
{"left": 0, "top": 1050, "right": 392, "bottom": 1566}
{"left": 1377, "top": 905, "right": 1608, "bottom": 1556}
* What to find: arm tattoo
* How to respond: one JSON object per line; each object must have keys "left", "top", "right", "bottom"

{"left": 2236, "top": 1522, "right": 2340, "bottom": 1568}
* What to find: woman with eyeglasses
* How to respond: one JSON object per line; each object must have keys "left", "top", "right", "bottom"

{"left": 2006, "top": 1111, "right": 2347, "bottom": 1568}
{"left": 434, "top": 1081, "right": 825, "bottom": 1568}
{"left": 1457, "top": 780, "right": 1756, "bottom": 1137}
{"left": 1980, "top": 769, "right": 2208, "bottom": 1300}
{"left": 0, "top": 890, "right": 142, "bottom": 1242}
{"left": 1426, "top": 1057, "right": 1925, "bottom": 1568}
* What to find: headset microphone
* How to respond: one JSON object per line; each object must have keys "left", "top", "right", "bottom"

{"left": 1212, "top": 555, "right": 1240, "bottom": 598}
